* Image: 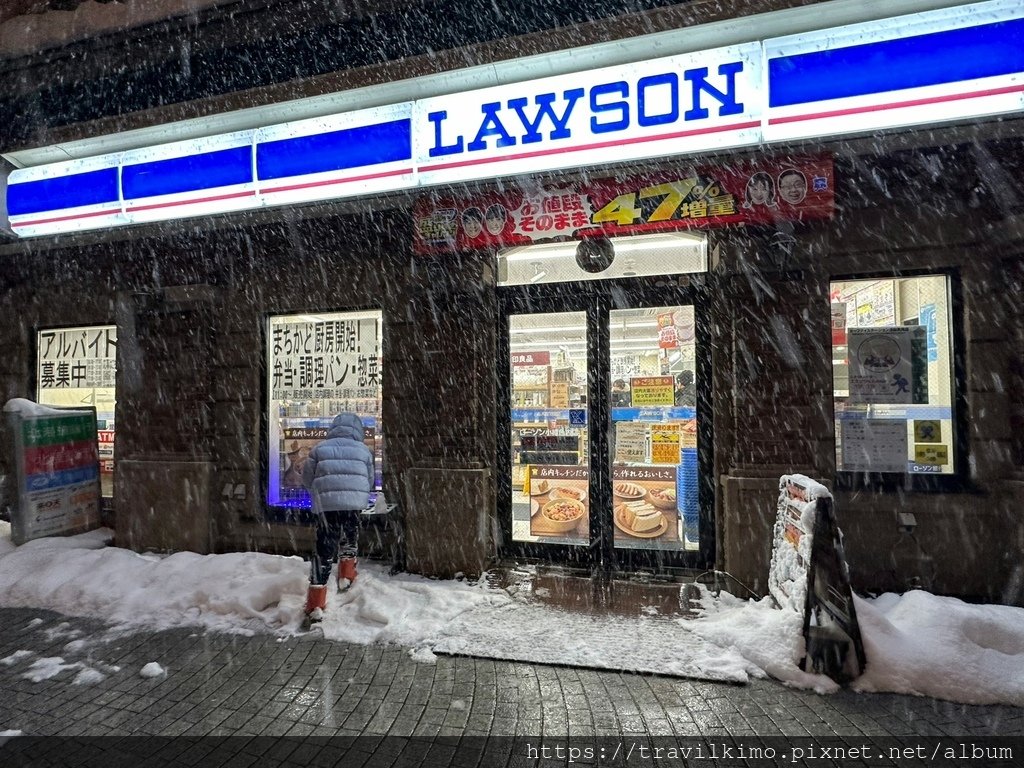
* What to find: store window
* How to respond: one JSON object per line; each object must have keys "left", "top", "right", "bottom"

{"left": 610, "top": 306, "right": 699, "bottom": 551}
{"left": 831, "top": 275, "right": 957, "bottom": 477}
{"left": 509, "top": 311, "right": 589, "bottom": 545}
{"left": 36, "top": 325, "right": 117, "bottom": 498}
{"left": 266, "top": 310, "right": 383, "bottom": 509}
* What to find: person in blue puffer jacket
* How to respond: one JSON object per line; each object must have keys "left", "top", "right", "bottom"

{"left": 301, "top": 412, "right": 374, "bottom": 620}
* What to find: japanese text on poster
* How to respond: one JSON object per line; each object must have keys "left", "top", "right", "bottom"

{"left": 270, "top": 318, "right": 381, "bottom": 400}
{"left": 8, "top": 408, "right": 101, "bottom": 545}
{"left": 629, "top": 376, "right": 675, "bottom": 407}
{"left": 37, "top": 326, "right": 117, "bottom": 390}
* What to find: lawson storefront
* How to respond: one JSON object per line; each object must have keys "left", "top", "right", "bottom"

{"left": 1, "top": 0, "right": 1022, "bottom": 600}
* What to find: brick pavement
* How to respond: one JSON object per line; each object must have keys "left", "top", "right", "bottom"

{"left": 0, "top": 607, "right": 1021, "bottom": 766}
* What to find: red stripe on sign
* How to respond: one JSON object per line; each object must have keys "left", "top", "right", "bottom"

{"left": 261, "top": 166, "right": 413, "bottom": 194}
{"left": 126, "top": 189, "right": 256, "bottom": 212}
{"left": 420, "top": 121, "right": 761, "bottom": 172}
{"left": 23, "top": 440, "right": 99, "bottom": 475}
{"left": 11, "top": 207, "right": 122, "bottom": 228}
{"left": 767, "top": 84, "right": 1024, "bottom": 125}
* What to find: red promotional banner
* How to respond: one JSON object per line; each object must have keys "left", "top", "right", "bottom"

{"left": 414, "top": 155, "right": 834, "bottom": 255}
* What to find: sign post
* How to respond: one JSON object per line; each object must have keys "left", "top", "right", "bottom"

{"left": 768, "top": 474, "right": 866, "bottom": 684}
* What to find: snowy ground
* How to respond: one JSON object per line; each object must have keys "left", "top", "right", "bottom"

{"left": 0, "top": 521, "right": 1022, "bottom": 707}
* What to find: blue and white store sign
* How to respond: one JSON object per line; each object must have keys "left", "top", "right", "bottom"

{"left": 5, "top": 0, "right": 1023, "bottom": 238}
{"left": 415, "top": 44, "right": 763, "bottom": 187}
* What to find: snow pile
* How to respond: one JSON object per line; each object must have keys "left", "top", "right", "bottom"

{"left": 315, "top": 571, "right": 507, "bottom": 647}
{"left": 0, "top": 528, "right": 307, "bottom": 634}
{"left": 139, "top": 662, "right": 166, "bottom": 679}
{"left": 680, "top": 588, "right": 838, "bottom": 693}
{"left": 1, "top": 649, "right": 118, "bottom": 686}
{"left": 853, "top": 591, "right": 1024, "bottom": 706}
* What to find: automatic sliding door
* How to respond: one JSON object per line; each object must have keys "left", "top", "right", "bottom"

{"left": 508, "top": 311, "right": 590, "bottom": 546}
{"left": 609, "top": 305, "right": 699, "bottom": 553}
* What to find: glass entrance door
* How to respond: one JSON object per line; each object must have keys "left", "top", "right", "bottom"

{"left": 500, "top": 293, "right": 709, "bottom": 570}
{"left": 608, "top": 306, "right": 701, "bottom": 556}
{"left": 507, "top": 311, "right": 591, "bottom": 549}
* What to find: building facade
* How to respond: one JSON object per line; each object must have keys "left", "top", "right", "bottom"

{"left": 1, "top": 0, "right": 1021, "bottom": 602}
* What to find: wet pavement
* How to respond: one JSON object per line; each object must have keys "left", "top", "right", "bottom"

{"left": 0, "top": 607, "right": 1021, "bottom": 766}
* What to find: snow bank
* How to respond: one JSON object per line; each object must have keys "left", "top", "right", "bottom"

{"left": 1, "top": 522, "right": 1022, "bottom": 706}
{"left": 0, "top": 528, "right": 307, "bottom": 634}
{"left": 681, "top": 588, "right": 839, "bottom": 694}
{"left": 853, "top": 591, "right": 1024, "bottom": 706}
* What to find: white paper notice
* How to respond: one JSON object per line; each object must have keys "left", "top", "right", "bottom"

{"left": 614, "top": 422, "right": 648, "bottom": 463}
{"left": 847, "top": 327, "right": 914, "bottom": 404}
{"left": 841, "top": 419, "right": 908, "bottom": 473}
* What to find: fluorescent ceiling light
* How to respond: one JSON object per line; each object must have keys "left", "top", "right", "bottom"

{"left": 510, "top": 338, "right": 663, "bottom": 349}
{"left": 510, "top": 320, "right": 657, "bottom": 334}
{"left": 500, "top": 232, "right": 705, "bottom": 263}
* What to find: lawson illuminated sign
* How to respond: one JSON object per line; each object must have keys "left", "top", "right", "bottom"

{"left": 415, "top": 44, "right": 763, "bottom": 185}
{"left": 5, "top": 0, "right": 1024, "bottom": 238}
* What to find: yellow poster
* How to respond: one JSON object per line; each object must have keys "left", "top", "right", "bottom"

{"left": 913, "top": 420, "right": 941, "bottom": 443}
{"left": 630, "top": 376, "right": 675, "bottom": 406}
{"left": 651, "top": 424, "right": 681, "bottom": 465}
{"left": 914, "top": 444, "right": 948, "bottom": 465}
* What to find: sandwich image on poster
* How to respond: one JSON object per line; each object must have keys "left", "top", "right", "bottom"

{"left": 611, "top": 466, "right": 682, "bottom": 551}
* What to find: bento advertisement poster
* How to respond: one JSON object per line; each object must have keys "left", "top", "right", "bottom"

{"left": 413, "top": 155, "right": 833, "bottom": 254}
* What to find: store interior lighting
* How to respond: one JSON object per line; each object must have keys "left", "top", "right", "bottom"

{"left": 500, "top": 232, "right": 704, "bottom": 262}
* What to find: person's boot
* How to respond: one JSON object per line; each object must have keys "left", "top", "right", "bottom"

{"left": 303, "top": 584, "right": 328, "bottom": 627}
{"left": 337, "top": 558, "right": 358, "bottom": 592}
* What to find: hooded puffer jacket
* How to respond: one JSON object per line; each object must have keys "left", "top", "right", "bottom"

{"left": 302, "top": 412, "right": 375, "bottom": 512}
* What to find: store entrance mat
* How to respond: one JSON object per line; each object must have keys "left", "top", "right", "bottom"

{"left": 431, "top": 600, "right": 749, "bottom": 683}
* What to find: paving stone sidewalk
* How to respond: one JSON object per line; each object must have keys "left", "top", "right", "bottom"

{"left": 0, "top": 607, "right": 1020, "bottom": 766}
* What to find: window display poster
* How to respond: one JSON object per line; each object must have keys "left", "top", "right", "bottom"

{"left": 629, "top": 376, "right": 675, "bottom": 407}
{"left": 278, "top": 424, "right": 378, "bottom": 498}
{"left": 840, "top": 419, "right": 908, "bottom": 473}
{"left": 37, "top": 326, "right": 117, "bottom": 390}
{"left": 9, "top": 408, "right": 101, "bottom": 545}
{"left": 847, "top": 326, "right": 926, "bottom": 404}
{"left": 524, "top": 465, "right": 589, "bottom": 545}
{"left": 270, "top": 317, "right": 380, "bottom": 400}
{"left": 650, "top": 424, "right": 681, "bottom": 465}
{"left": 268, "top": 311, "right": 383, "bottom": 509}
{"left": 614, "top": 422, "right": 647, "bottom": 463}
{"left": 657, "top": 312, "right": 678, "bottom": 349}
{"left": 612, "top": 466, "right": 682, "bottom": 551}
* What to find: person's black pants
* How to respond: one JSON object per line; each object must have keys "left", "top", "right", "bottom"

{"left": 311, "top": 509, "right": 360, "bottom": 585}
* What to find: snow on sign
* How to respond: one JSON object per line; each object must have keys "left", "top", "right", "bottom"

{"left": 4, "top": 404, "right": 101, "bottom": 545}
{"left": 768, "top": 474, "right": 865, "bottom": 684}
